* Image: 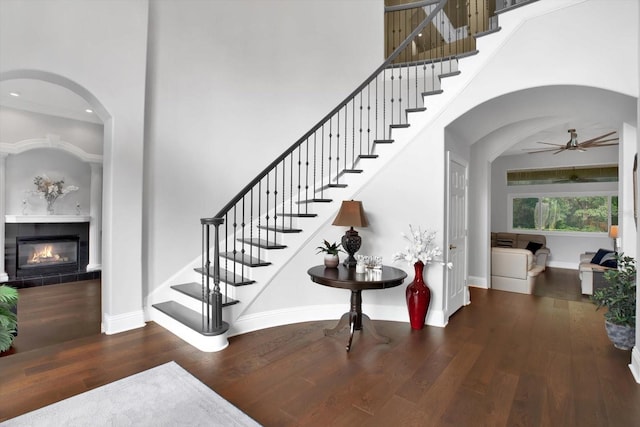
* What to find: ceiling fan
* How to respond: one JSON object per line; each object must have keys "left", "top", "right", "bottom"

{"left": 525, "top": 129, "right": 619, "bottom": 155}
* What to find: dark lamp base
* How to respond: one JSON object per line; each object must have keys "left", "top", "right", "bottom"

{"left": 341, "top": 227, "right": 361, "bottom": 269}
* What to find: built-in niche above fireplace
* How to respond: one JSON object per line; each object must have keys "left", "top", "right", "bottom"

{"left": 4, "top": 219, "right": 98, "bottom": 288}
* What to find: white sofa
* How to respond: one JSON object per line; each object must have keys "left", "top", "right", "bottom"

{"left": 491, "top": 247, "right": 544, "bottom": 294}
{"left": 491, "top": 232, "right": 551, "bottom": 271}
{"left": 579, "top": 251, "right": 615, "bottom": 295}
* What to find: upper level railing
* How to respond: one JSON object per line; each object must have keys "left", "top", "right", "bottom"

{"left": 199, "top": 0, "right": 537, "bottom": 333}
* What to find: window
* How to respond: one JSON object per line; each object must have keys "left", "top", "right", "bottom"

{"left": 511, "top": 194, "right": 618, "bottom": 233}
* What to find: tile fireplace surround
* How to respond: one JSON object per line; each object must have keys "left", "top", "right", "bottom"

{"left": 3, "top": 215, "right": 100, "bottom": 288}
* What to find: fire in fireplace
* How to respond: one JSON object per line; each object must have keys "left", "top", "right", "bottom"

{"left": 17, "top": 235, "right": 80, "bottom": 277}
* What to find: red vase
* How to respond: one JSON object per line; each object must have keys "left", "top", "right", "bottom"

{"left": 406, "top": 261, "right": 430, "bottom": 330}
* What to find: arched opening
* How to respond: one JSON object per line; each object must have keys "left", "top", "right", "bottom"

{"left": 1, "top": 70, "right": 111, "bottom": 338}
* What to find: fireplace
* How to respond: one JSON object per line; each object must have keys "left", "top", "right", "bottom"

{"left": 16, "top": 235, "right": 80, "bottom": 277}
{"left": 4, "top": 221, "right": 96, "bottom": 288}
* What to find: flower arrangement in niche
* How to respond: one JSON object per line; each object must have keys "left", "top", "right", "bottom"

{"left": 392, "top": 225, "right": 451, "bottom": 268}
{"left": 32, "top": 175, "right": 78, "bottom": 214}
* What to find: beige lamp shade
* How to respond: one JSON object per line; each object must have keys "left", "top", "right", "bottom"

{"left": 609, "top": 225, "right": 618, "bottom": 239}
{"left": 332, "top": 200, "right": 368, "bottom": 227}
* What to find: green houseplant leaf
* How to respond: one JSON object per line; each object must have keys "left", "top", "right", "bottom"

{"left": 0, "top": 284, "right": 19, "bottom": 352}
{"left": 315, "top": 240, "right": 344, "bottom": 256}
{"left": 591, "top": 254, "right": 636, "bottom": 327}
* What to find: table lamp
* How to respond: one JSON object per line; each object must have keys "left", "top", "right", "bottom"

{"left": 609, "top": 225, "right": 618, "bottom": 252}
{"left": 332, "top": 200, "right": 368, "bottom": 268}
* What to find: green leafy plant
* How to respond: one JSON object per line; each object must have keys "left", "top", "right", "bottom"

{"left": 591, "top": 254, "right": 636, "bottom": 326}
{"left": 0, "top": 284, "right": 19, "bottom": 352}
{"left": 315, "top": 240, "right": 344, "bottom": 256}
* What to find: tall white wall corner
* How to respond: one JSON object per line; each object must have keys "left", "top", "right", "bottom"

{"left": 629, "top": 346, "right": 640, "bottom": 383}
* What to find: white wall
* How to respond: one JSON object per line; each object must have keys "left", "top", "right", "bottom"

{"left": 144, "top": 0, "right": 384, "bottom": 293}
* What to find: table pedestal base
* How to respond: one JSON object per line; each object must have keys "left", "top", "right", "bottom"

{"left": 323, "top": 290, "right": 390, "bottom": 351}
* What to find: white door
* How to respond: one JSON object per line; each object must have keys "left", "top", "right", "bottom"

{"left": 446, "top": 152, "right": 468, "bottom": 318}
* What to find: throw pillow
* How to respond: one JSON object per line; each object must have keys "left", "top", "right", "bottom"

{"left": 599, "top": 252, "right": 618, "bottom": 268}
{"left": 525, "top": 241, "right": 543, "bottom": 254}
{"left": 590, "top": 248, "right": 613, "bottom": 265}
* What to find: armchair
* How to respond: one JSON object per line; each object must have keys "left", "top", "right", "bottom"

{"left": 491, "top": 247, "right": 544, "bottom": 294}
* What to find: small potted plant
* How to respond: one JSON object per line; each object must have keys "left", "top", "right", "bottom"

{"left": 0, "top": 284, "right": 19, "bottom": 354}
{"left": 316, "top": 240, "right": 344, "bottom": 268}
{"left": 591, "top": 253, "right": 636, "bottom": 350}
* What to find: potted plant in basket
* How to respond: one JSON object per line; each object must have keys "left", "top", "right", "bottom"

{"left": 591, "top": 253, "right": 636, "bottom": 350}
{"left": 0, "top": 284, "right": 19, "bottom": 353}
{"left": 316, "top": 240, "right": 344, "bottom": 268}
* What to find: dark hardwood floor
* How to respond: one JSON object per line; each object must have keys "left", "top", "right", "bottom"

{"left": 1, "top": 270, "right": 639, "bottom": 426}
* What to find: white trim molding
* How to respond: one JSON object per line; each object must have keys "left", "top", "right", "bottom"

{"left": 630, "top": 346, "right": 640, "bottom": 383}
{"left": 0, "top": 134, "right": 103, "bottom": 163}
{"left": 102, "top": 311, "right": 146, "bottom": 335}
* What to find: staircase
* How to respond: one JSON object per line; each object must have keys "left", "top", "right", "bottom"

{"left": 150, "top": 0, "right": 539, "bottom": 352}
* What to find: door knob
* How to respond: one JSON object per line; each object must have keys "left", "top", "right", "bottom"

{"left": 449, "top": 244, "right": 457, "bottom": 250}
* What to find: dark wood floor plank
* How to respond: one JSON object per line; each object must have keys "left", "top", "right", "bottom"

{"left": 2, "top": 269, "right": 640, "bottom": 426}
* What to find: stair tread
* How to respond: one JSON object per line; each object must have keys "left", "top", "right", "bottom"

{"left": 475, "top": 27, "right": 501, "bottom": 37}
{"left": 358, "top": 154, "right": 379, "bottom": 159}
{"left": 221, "top": 251, "right": 271, "bottom": 267}
{"left": 343, "top": 169, "right": 363, "bottom": 173}
{"left": 171, "top": 282, "right": 239, "bottom": 306}
{"left": 374, "top": 139, "right": 394, "bottom": 144}
{"left": 257, "top": 224, "right": 303, "bottom": 233}
{"left": 328, "top": 183, "right": 348, "bottom": 188}
{"left": 152, "top": 301, "right": 230, "bottom": 336}
{"left": 195, "top": 267, "right": 255, "bottom": 286}
{"left": 390, "top": 123, "right": 410, "bottom": 128}
{"left": 439, "top": 70, "right": 461, "bottom": 79}
{"left": 296, "top": 198, "right": 332, "bottom": 204}
{"left": 277, "top": 212, "right": 318, "bottom": 218}
{"left": 406, "top": 108, "right": 426, "bottom": 113}
{"left": 422, "top": 89, "right": 444, "bottom": 97}
{"left": 237, "top": 238, "right": 286, "bottom": 249}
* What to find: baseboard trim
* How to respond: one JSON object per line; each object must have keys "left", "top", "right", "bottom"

{"left": 629, "top": 346, "right": 640, "bottom": 383}
{"left": 468, "top": 275, "right": 488, "bottom": 289}
{"left": 228, "top": 304, "right": 444, "bottom": 337}
{"left": 103, "top": 310, "right": 146, "bottom": 335}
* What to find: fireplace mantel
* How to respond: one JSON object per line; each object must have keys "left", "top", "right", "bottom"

{"left": 5, "top": 215, "right": 91, "bottom": 224}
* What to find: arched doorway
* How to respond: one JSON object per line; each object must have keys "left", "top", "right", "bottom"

{"left": 0, "top": 70, "right": 110, "bottom": 334}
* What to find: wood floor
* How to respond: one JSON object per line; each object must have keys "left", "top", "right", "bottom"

{"left": 1, "top": 270, "right": 639, "bottom": 426}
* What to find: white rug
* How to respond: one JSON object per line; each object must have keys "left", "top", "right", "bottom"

{"left": 3, "top": 361, "right": 261, "bottom": 427}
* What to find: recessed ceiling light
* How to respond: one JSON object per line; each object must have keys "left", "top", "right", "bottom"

{"left": 85, "top": 109, "right": 93, "bottom": 113}
{"left": 9, "top": 92, "right": 20, "bottom": 97}
{"left": 418, "top": 33, "right": 423, "bottom": 37}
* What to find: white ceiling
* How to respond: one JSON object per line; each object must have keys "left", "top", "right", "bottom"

{"left": 0, "top": 79, "right": 102, "bottom": 125}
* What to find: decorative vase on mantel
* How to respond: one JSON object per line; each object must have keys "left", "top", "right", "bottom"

{"left": 406, "top": 261, "right": 430, "bottom": 330}
{"left": 46, "top": 198, "right": 56, "bottom": 215}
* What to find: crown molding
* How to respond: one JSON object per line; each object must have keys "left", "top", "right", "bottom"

{"left": 0, "top": 134, "right": 102, "bottom": 163}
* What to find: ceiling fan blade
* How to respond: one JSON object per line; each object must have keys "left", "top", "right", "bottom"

{"left": 581, "top": 138, "right": 619, "bottom": 147}
{"left": 536, "top": 142, "right": 565, "bottom": 147}
{"left": 588, "top": 142, "right": 620, "bottom": 147}
{"left": 579, "top": 131, "right": 617, "bottom": 146}
{"left": 525, "top": 147, "right": 563, "bottom": 154}
{"left": 553, "top": 149, "right": 566, "bottom": 155}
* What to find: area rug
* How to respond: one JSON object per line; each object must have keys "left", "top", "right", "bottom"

{"left": 3, "top": 361, "right": 261, "bottom": 426}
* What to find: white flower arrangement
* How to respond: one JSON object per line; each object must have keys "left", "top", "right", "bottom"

{"left": 31, "top": 175, "right": 78, "bottom": 210}
{"left": 392, "top": 225, "right": 452, "bottom": 268}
